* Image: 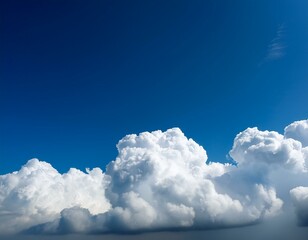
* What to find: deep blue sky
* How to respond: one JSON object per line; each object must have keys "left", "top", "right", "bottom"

{"left": 1, "top": 0, "right": 308, "bottom": 174}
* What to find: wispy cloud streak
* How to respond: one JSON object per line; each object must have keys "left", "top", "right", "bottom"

{"left": 265, "top": 24, "right": 286, "bottom": 61}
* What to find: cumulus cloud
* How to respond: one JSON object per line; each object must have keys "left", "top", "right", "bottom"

{"left": 287, "top": 120, "right": 308, "bottom": 225}
{"left": 0, "top": 159, "right": 110, "bottom": 234}
{"left": 25, "top": 128, "right": 281, "bottom": 234}
{"left": 229, "top": 120, "right": 308, "bottom": 226}
{"left": 285, "top": 120, "right": 308, "bottom": 147}
{"left": 229, "top": 127, "right": 307, "bottom": 172}
{"left": 290, "top": 186, "right": 308, "bottom": 226}
{"left": 2, "top": 121, "right": 308, "bottom": 234}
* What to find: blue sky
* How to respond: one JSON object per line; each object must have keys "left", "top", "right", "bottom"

{"left": 1, "top": 0, "right": 308, "bottom": 174}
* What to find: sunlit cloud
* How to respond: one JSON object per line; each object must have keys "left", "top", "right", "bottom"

{"left": 1, "top": 120, "right": 308, "bottom": 235}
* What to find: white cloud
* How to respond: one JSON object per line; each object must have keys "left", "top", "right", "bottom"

{"left": 285, "top": 120, "right": 308, "bottom": 148}
{"left": 229, "top": 121, "right": 308, "bottom": 226}
{"left": 229, "top": 126, "right": 307, "bottom": 172}
{"left": 100, "top": 128, "right": 282, "bottom": 231}
{"left": 0, "top": 159, "right": 110, "bottom": 234}
{"left": 3, "top": 121, "right": 308, "bottom": 234}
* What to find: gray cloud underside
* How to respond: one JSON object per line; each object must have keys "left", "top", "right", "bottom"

{"left": 1, "top": 120, "right": 308, "bottom": 234}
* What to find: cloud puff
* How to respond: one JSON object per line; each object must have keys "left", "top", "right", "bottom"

{"left": 229, "top": 120, "right": 308, "bottom": 226}
{"left": 0, "top": 159, "right": 110, "bottom": 234}
{"left": 230, "top": 126, "right": 307, "bottom": 172}
{"left": 3, "top": 120, "right": 308, "bottom": 234}
{"left": 285, "top": 120, "right": 308, "bottom": 148}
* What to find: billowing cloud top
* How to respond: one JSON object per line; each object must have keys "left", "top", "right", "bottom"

{"left": 0, "top": 159, "right": 110, "bottom": 234}
{"left": 285, "top": 120, "right": 308, "bottom": 147}
{"left": 1, "top": 121, "right": 308, "bottom": 234}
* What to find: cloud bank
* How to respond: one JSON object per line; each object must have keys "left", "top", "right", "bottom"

{"left": 1, "top": 120, "right": 308, "bottom": 234}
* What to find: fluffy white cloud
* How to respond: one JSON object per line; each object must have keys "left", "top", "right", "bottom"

{"left": 0, "top": 159, "right": 110, "bottom": 234}
{"left": 229, "top": 127, "right": 307, "bottom": 172}
{"left": 229, "top": 120, "right": 308, "bottom": 225}
{"left": 285, "top": 120, "right": 308, "bottom": 147}
{"left": 23, "top": 128, "right": 282, "bottom": 234}
{"left": 3, "top": 121, "right": 308, "bottom": 234}
{"left": 100, "top": 128, "right": 281, "bottom": 231}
